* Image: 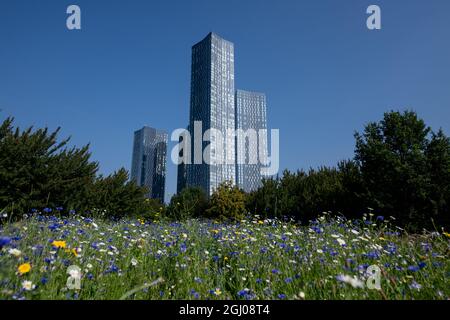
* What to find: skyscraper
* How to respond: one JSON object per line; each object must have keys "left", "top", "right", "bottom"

{"left": 176, "top": 127, "right": 188, "bottom": 194}
{"left": 235, "top": 89, "right": 268, "bottom": 193}
{"left": 186, "top": 32, "right": 236, "bottom": 195}
{"left": 131, "top": 126, "right": 168, "bottom": 203}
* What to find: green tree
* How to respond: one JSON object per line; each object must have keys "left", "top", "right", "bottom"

{"left": 354, "top": 110, "right": 450, "bottom": 229}
{"left": 207, "top": 181, "right": 246, "bottom": 221}
{"left": 0, "top": 117, "right": 97, "bottom": 216}
{"left": 0, "top": 116, "right": 155, "bottom": 220}
{"left": 167, "top": 187, "right": 209, "bottom": 220}
{"left": 89, "top": 168, "right": 156, "bottom": 219}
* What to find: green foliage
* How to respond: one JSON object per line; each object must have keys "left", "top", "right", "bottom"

{"left": 354, "top": 110, "right": 450, "bottom": 230}
{"left": 246, "top": 160, "right": 365, "bottom": 222}
{"left": 0, "top": 117, "right": 151, "bottom": 219}
{"left": 207, "top": 181, "right": 246, "bottom": 221}
{"left": 88, "top": 168, "right": 159, "bottom": 219}
{"left": 167, "top": 187, "right": 209, "bottom": 220}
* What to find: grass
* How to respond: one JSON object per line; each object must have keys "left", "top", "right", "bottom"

{"left": 0, "top": 212, "right": 449, "bottom": 300}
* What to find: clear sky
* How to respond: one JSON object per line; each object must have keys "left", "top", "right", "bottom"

{"left": 1, "top": 0, "right": 449, "bottom": 202}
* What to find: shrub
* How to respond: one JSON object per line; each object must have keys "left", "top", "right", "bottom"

{"left": 0, "top": 117, "right": 152, "bottom": 219}
{"left": 166, "top": 187, "right": 209, "bottom": 220}
{"left": 207, "top": 181, "right": 246, "bottom": 221}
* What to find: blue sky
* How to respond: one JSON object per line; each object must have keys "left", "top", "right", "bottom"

{"left": 1, "top": 0, "right": 449, "bottom": 201}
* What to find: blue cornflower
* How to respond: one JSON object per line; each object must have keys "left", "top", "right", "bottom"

{"left": 408, "top": 265, "right": 420, "bottom": 272}
{"left": 56, "top": 207, "right": 63, "bottom": 211}
{"left": 0, "top": 236, "right": 11, "bottom": 248}
{"left": 194, "top": 277, "right": 202, "bottom": 283}
{"left": 271, "top": 269, "right": 280, "bottom": 274}
{"left": 43, "top": 208, "right": 52, "bottom": 213}
{"left": 278, "top": 294, "right": 286, "bottom": 299}
{"left": 41, "top": 277, "right": 48, "bottom": 285}
{"left": 190, "top": 289, "right": 200, "bottom": 299}
{"left": 48, "top": 223, "right": 59, "bottom": 231}
{"left": 284, "top": 277, "right": 293, "bottom": 283}
{"left": 376, "top": 216, "right": 384, "bottom": 221}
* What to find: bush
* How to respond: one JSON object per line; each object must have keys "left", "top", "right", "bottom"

{"left": 207, "top": 181, "right": 246, "bottom": 221}
{"left": 0, "top": 117, "right": 151, "bottom": 219}
{"left": 166, "top": 187, "right": 209, "bottom": 220}
{"left": 88, "top": 168, "right": 160, "bottom": 219}
{"left": 246, "top": 161, "right": 365, "bottom": 223}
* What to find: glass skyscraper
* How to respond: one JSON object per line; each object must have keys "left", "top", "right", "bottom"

{"left": 131, "top": 126, "right": 168, "bottom": 203}
{"left": 186, "top": 32, "right": 236, "bottom": 195}
{"left": 235, "top": 89, "right": 268, "bottom": 193}
{"left": 177, "top": 32, "right": 269, "bottom": 196}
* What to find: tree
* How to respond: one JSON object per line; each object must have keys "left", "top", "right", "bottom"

{"left": 354, "top": 110, "right": 450, "bottom": 229}
{"left": 0, "top": 116, "right": 154, "bottom": 220}
{"left": 167, "top": 187, "right": 209, "bottom": 220}
{"left": 0, "top": 117, "right": 97, "bottom": 216}
{"left": 89, "top": 168, "right": 155, "bottom": 219}
{"left": 207, "top": 181, "right": 246, "bottom": 221}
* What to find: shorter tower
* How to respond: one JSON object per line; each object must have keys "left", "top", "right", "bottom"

{"left": 131, "top": 126, "right": 168, "bottom": 202}
{"left": 235, "top": 89, "right": 268, "bottom": 193}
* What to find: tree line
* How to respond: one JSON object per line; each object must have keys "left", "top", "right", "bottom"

{"left": 1, "top": 110, "right": 449, "bottom": 231}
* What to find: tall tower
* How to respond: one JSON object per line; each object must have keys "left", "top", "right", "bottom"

{"left": 131, "top": 126, "right": 168, "bottom": 203}
{"left": 235, "top": 90, "right": 268, "bottom": 192}
{"left": 187, "top": 32, "right": 236, "bottom": 195}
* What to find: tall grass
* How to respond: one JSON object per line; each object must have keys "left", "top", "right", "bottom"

{"left": 0, "top": 212, "right": 448, "bottom": 300}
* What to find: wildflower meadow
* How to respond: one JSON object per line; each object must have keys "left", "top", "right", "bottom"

{"left": 0, "top": 211, "right": 448, "bottom": 300}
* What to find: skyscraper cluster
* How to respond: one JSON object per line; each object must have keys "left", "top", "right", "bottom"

{"left": 179, "top": 32, "right": 268, "bottom": 196}
{"left": 131, "top": 32, "right": 269, "bottom": 202}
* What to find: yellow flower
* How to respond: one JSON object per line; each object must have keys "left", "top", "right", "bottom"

{"left": 258, "top": 220, "right": 264, "bottom": 225}
{"left": 212, "top": 229, "right": 219, "bottom": 234}
{"left": 65, "top": 248, "right": 79, "bottom": 257}
{"left": 443, "top": 232, "right": 450, "bottom": 239}
{"left": 18, "top": 263, "right": 31, "bottom": 275}
{"left": 224, "top": 256, "right": 229, "bottom": 261}
{"left": 214, "top": 288, "right": 222, "bottom": 296}
{"left": 52, "top": 240, "right": 66, "bottom": 249}
{"left": 379, "top": 237, "right": 386, "bottom": 241}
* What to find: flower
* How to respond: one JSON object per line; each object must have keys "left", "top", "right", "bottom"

{"left": 213, "top": 288, "right": 222, "bottom": 296}
{"left": 409, "top": 281, "right": 422, "bottom": 290}
{"left": 8, "top": 248, "right": 22, "bottom": 257}
{"left": 336, "top": 274, "right": 364, "bottom": 288}
{"left": 284, "top": 277, "right": 293, "bottom": 283}
{"left": 22, "top": 280, "right": 36, "bottom": 291}
{"left": 336, "top": 238, "right": 346, "bottom": 246}
{"left": 0, "top": 236, "right": 12, "bottom": 248}
{"left": 271, "top": 268, "right": 280, "bottom": 274}
{"left": 18, "top": 263, "right": 31, "bottom": 275}
{"left": 52, "top": 240, "right": 66, "bottom": 249}
{"left": 443, "top": 232, "right": 450, "bottom": 239}
{"left": 131, "top": 258, "right": 138, "bottom": 266}
{"left": 299, "top": 291, "right": 305, "bottom": 299}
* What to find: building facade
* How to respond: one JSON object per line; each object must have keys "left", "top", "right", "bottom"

{"left": 235, "top": 89, "right": 268, "bottom": 193}
{"left": 186, "top": 32, "right": 236, "bottom": 196}
{"left": 131, "top": 126, "right": 168, "bottom": 202}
